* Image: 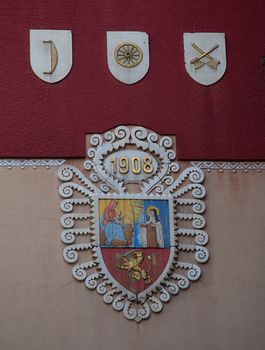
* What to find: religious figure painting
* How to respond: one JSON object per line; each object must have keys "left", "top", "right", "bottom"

{"left": 99, "top": 198, "right": 170, "bottom": 248}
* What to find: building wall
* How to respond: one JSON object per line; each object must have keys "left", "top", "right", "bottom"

{"left": 0, "top": 0, "right": 264, "bottom": 159}
{"left": 0, "top": 163, "right": 264, "bottom": 350}
{"left": 0, "top": 1, "right": 264, "bottom": 349}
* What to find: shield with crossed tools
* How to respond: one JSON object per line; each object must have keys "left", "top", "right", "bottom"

{"left": 183, "top": 32, "right": 226, "bottom": 86}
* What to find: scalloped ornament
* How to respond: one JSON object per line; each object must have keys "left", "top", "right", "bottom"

{"left": 58, "top": 126, "right": 209, "bottom": 322}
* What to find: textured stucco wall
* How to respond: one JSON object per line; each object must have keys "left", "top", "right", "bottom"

{"left": 0, "top": 0, "right": 264, "bottom": 159}
{"left": 0, "top": 165, "right": 264, "bottom": 350}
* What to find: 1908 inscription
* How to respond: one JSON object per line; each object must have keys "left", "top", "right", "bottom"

{"left": 110, "top": 156, "right": 154, "bottom": 174}
{"left": 104, "top": 150, "right": 157, "bottom": 183}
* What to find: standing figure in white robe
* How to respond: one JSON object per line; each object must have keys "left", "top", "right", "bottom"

{"left": 140, "top": 207, "right": 164, "bottom": 248}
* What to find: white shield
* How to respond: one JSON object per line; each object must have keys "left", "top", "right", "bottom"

{"left": 183, "top": 33, "right": 226, "bottom": 86}
{"left": 107, "top": 31, "right": 149, "bottom": 85}
{"left": 30, "top": 30, "right": 72, "bottom": 83}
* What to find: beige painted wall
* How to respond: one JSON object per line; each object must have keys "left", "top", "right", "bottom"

{"left": 0, "top": 164, "right": 264, "bottom": 350}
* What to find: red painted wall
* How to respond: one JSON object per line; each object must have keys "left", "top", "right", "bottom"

{"left": 0, "top": 0, "right": 264, "bottom": 160}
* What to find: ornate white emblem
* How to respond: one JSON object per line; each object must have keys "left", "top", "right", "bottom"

{"left": 58, "top": 126, "right": 209, "bottom": 322}
{"left": 183, "top": 32, "right": 226, "bottom": 85}
{"left": 107, "top": 32, "right": 149, "bottom": 84}
{"left": 30, "top": 30, "right": 72, "bottom": 83}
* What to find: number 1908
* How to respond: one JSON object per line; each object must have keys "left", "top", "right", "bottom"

{"left": 110, "top": 156, "right": 154, "bottom": 174}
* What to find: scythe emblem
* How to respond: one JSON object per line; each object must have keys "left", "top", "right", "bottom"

{"left": 58, "top": 126, "right": 209, "bottom": 322}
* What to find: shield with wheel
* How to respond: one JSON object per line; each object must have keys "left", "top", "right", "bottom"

{"left": 106, "top": 31, "right": 149, "bottom": 84}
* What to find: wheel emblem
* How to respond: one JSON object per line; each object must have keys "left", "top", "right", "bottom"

{"left": 114, "top": 42, "right": 143, "bottom": 68}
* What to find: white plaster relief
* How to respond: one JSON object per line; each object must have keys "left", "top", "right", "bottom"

{"left": 0, "top": 159, "right": 66, "bottom": 168}
{"left": 30, "top": 30, "right": 72, "bottom": 83}
{"left": 191, "top": 161, "right": 265, "bottom": 171}
{"left": 58, "top": 126, "right": 209, "bottom": 322}
{"left": 183, "top": 32, "right": 226, "bottom": 86}
{"left": 107, "top": 31, "right": 149, "bottom": 84}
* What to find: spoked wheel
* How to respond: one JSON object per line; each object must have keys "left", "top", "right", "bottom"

{"left": 114, "top": 42, "right": 143, "bottom": 68}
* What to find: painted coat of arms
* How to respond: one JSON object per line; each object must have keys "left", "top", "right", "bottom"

{"left": 58, "top": 126, "right": 209, "bottom": 322}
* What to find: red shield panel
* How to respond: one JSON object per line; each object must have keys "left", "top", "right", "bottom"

{"left": 101, "top": 248, "right": 170, "bottom": 294}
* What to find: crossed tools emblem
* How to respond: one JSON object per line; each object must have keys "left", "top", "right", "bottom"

{"left": 190, "top": 43, "right": 220, "bottom": 70}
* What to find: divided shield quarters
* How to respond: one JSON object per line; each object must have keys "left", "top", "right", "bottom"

{"left": 95, "top": 196, "right": 174, "bottom": 301}
{"left": 58, "top": 126, "right": 209, "bottom": 322}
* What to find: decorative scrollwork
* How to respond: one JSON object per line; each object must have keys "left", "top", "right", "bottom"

{"left": 137, "top": 302, "right": 151, "bottom": 321}
{"left": 58, "top": 126, "right": 209, "bottom": 322}
{"left": 58, "top": 166, "right": 75, "bottom": 182}
{"left": 149, "top": 297, "right": 163, "bottom": 313}
{"left": 178, "top": 244, "right": 209, "bottom": 263}
{"left": 85, "top": 273, "right": 101, "bottom": 290}
{"left": 61, "top": 228, "right": 92, "bottom": 244}
{"left": 159, "top": 288, "right": 171, "bottom": 303}
{"left": 123, "top": 301, "right": 137, "bottom": 320}
{"left": 165, "top": 281, "right": 179, "bottom": 295}
{"left": 159, "top": 136, "right": 173, "bottom": 149}
{"left": 104, "top": 130, "right": 115, "bottom": 143}
{"left": 164, "top": 167, "right": 204, "bottom": 195}
{"left": 170, "top": 273, "right": 190, "bottom": 289}
{"left": 90, "top": 134, "right": 103, "bottom": 147}
{"left": 175, "top": 198, "right": 206, "bottom": 214}
{"left": 72, "top": 260, "right": 98, "bottom": 281}
{"left": 103, "top": 290, "right": 115, "bottom": 304}
{"left": 60, "top": 213, "right": 90, "bottom": 229}
{"left": 154, "top": 183, "right": 164, "bottom": 194}
{"left": 97, "top": 282, "right": 107, "bottom": 295}
{"left": 113, "top": 295, "right": 125, "bottom": 311}
{"left": 176, "top": 213, "right": 206, "bottom": 229}
{"left": 59, "top": 183, "right": 95, "bottom": 199}
{"left": 176, "top": 228, "right": 208, "bottom": 246}
{"left": 176, "top": 262, "right": 202, "bottom": 281}
{"left": 83, "top": 160, "right": 94, "bottom": 171}
{"left": 58, "top": 165, "right": 100, "bottom": 193}
{"left": 114, "top": 125, "right": 131, "bottom": 140}
{"left": 169, "top": 162, "right": 180, "bottom": 173}
{"left": 60, "top": 198, "right": 91, "bottom": 213}
{"left": 147, "top": 132, "right": 158, "bottom": 143}
{"left": 63, "top": 243, "right": 93, "bottom": 263}
{"left": 131, "top": 126, "right": 148, "bottom": 141}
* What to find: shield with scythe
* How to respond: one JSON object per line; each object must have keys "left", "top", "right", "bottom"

{"left": 30, "top": 29, "right": 72, "bottom": 83}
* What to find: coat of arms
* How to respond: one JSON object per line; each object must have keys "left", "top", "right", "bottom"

{"left": 58, "top": 126, "right": 209, "bottom": 322}
{"left": 183, "top": 32, "right": 226, "bottom": 85}
{"left": 30, "top": 29, "right": 72, "bottom": 83}
{"left": 106, "top": 31, "right": 149, "bottom": 84}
